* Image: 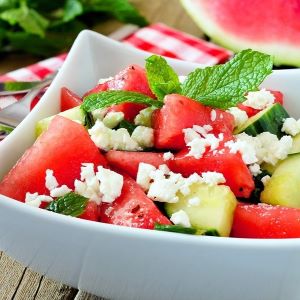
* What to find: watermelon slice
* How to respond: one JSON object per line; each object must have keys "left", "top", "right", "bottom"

{"left": 0, "top": 116, "right": 107, "bottom": 202}
{"left": 181, "top": 0, "right": 300, "bottom": 66}
{"left": 106, "top": 150, "right": 165, "bottom": 178}
{"left": 100, "top": 175, "right": 171, "bottom": 229}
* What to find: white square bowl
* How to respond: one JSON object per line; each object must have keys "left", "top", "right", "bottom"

{"left": 1, "top": 30, "right": 300, "bottom": 300}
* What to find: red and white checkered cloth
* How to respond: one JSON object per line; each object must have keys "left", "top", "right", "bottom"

{"left": 0, "top": 23, "right": 232, "bottom": 112}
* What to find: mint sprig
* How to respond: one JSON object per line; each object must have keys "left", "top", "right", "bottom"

{"left": 145, "top": 55, "right": 181, "bottom": 100}
{"left": 181, "top": 49, "right": 273, "bottom": 109}
{"left": 46, "top": 192, "right": 88, "bottom": 217}
{"left": 82, "top": 90, "right": 162, "bottom": 112}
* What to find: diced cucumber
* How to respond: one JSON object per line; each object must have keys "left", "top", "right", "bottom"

{"left": 234, "top": 103, "right": 289, "bottom": 137}
{"left": 261, "top": 153, "right": 300, "bottom": 208}
{"left": 290, "top": 133, "right": 300, "bottom": 154}
{"left": 36, "top": 106, "right": 85, "bottom": 136}
{"left": 165, "top": 183, "right": 237, "bottom": 237}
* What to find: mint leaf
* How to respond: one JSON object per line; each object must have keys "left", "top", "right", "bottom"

{"left": 82, "top": 91, "right": 162, "bottom": 112}
{"left": 0, "top": 2, "right": 49, "bottom": 37}
{"left": 46, "top": 192, "right": 88, "bottom": 217}
{"left": 154, "top": 223, "right": 197, "bottom": 235}
{"left": 0, "top": 123, "right": 14, "bottom": 134}
{"left": 63, "top": 0, "right": 83, "bottom": 22}
{"left": 182, "top": 49, "right": 273, "bottom": 109}
{"left": 145, "top": 55, "right": 181, "bottom": 100}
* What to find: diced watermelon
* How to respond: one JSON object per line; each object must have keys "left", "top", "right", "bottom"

{"left": 79, "top": 201, "right": 99, "bottom": 222}
{"left": 105, "top": 150, "right": 165, "bottom": 178}
{"left": 167, "top": 148, "right": 254, "bottom": 198}
{"left": 84, "top": 65, "right": 156, "bottom": 122}
{"left": 231, "top": 203, "right": 300, "bottom": 238}
{"left": 0, "top": 116, "right": 107, "bottom": 202}
{"left": 237, "top": 90, "right": 284, "bottom": 117}
{"left": 153, "top": 94, "right": 234, "bottom": 150}
{"left": 61, "top": 87, "right": 82, "bottom": 112}
{"left": 100, "top": 175, "right": 171, "bottom": 229}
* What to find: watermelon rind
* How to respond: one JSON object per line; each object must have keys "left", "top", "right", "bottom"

{"left": 181, "top": 0, "right": 300, "bottom": 67}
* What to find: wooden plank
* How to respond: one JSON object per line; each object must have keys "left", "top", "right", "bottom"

{"left": 34, "top": 277, "right": 77, "bottom": 300}
{"left": 0, "top": 253, "right": 26, "bottom": 300}
{"left": 13, "top": 268, "right": 42, "bottom": 300}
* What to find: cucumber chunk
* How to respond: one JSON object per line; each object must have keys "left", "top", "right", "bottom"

{"left": 234, "top": 103, "right": 289, "bottom": 137}
{"left": 290, "top": 133, "right": 300, "bottom": 154}
{"left": 261, "top": 153, "right": 300, "bottom": 208}
{"left": 36, "top": 106, "right": 85, "bottom": 136}
{"left": 165, "top": 183, "right": 237, "bottom": 237}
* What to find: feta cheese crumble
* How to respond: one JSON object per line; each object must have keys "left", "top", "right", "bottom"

{"left": 50, "top": 185, "right": 72, "bottom": 198}
{"left": 25, "top": 192, "right": 53, "bottom": 208}
{"left": 136, "top": 163, "right": 226, "bottom": 203}
{"left": 183, "top": 125, "right": 224, "bottom": 159}
{"left": 102, "top": 111, "right": 124, "bottom": 128}
{"left": 170, "top": 210, "right": 191, "bottom": 227}
{"left": 45, "top": 169, "right": 58, "bottom": 191}
{"left": 96, "top": 166, "right": 123, "bottom": 203}
{"left": 210, "top": 109, "right": 217, "bottom": 122}
{"left": 249, "top": 164, "right": 261, "bottom": 176}
{"left": 282, "top": 117, "right": 300, "bottom": 136}
{"left": 227, "top": 107, "right": 248, "bottom": 128}
{"left": 242, "top": 89, "right": 275, "bottom": 110}
{"left": 163, "top": 152, "right": 174, "bottom": 161}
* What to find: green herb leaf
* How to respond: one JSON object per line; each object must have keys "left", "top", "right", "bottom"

{"left": 154, "top": 223, "right": 197, "bottom": 235}
{"left": 3, "top": 81, "right": 40, "bottom": 91}
{"left": 84, "top": 111, "right": 95, "bottom": 129}
{"left": 145, "top": 55, "right": 181, "bottom": 100}
{"left": 0, "top": 2, "right": 49, "bottom": 37}
{"left": 63, "top": 0, "right": 83, "bottom": 22}
{"left": 118, "top": 119, "right": 137, "bottom": 135}
{"left": 182, "top": 49, "right": 273, "bottom": 109}
{"left": 82, "top": 90, "right": 162, "bottom": 112}
{"left": 0, "top": 123, "right": 14, "bottom": 134}
{"left": 46, "top": 192, "right": 88, "bottom": 217}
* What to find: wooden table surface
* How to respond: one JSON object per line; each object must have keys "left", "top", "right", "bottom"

{"left": 0, "top": 1, "right": 203, "bottom": 299}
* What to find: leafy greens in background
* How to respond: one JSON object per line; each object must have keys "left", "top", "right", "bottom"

{"left": 0, "top": 0, "right": 147, "bottom": 56}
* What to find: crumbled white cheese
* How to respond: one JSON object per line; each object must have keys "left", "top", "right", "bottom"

{"left": 89, "top": 120, "right": 141, "bottom": 151}
{"left": 249, "top": 163, "right": 261, "bottom": 176}
{"left": 92, "top": 108, "right": 108, "bottom": 121}
{"left": 225, "top": 139, "right": 258, "bottom": 165}
{"left": 103, "top": 111, "right": 124, "bottom": 128}
{"left": 227, "top": 107, "right": 248, "bottom": 128}
{"left": 170, "top": 210, "right": 191, "bottom": 228}
{"left": 136, "top": 163, "right": 156, "bottom": 191}
{"left": 131, "top": 126, "right": 154, "bottom": 148}
{"left": 201, "top": 172, "right": 226, "bottom": 185}
{"left": 45, "top": 169, "right": 58, "bottom": 191}
{"left": 282, "top": 117, "right": 300, "bottom": 136}
{"left": 261, "top": 175, "right": 271, "bottom": 186}
{"left": 96, "top": 166, "right": 123, "bottom": 203}
{"left": 210, "top": 109, "right": 217, "bottom": 122}
{"left": 25, "top": 192, "right": 53, "bottom": 208}
{"left": 98, "top": 76, "right": 113, "bottom": 84}
{"left": 50, "top": 185, "right": 72, "bottom": 198}
{"left": 147, "top": 169, "right": 184, "bottom": 203}
{"left": 235, "top": 132, "right": 293, "bottom": 166}
{"left": 183, "top": 126, "right": 224, "bottom": 159}
{"left": 243, "top": 89, "right": 275, "bottom": 110}
{"left": 163, "top": 152, "right": 174, "bottom": 161}
{"left": 188, "top": 197, "right": 201, "bottom": 206}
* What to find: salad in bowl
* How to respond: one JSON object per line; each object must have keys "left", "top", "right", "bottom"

{"left": 1, "top": 46, "right": 300, "bottom": 239}
{"left": 1, "top": 31, "right": 300, "bottom": 300}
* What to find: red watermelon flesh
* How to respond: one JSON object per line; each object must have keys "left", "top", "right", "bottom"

{"left": 0, "top": 116, "right": 107, "bottom": 202}
{"left": 181, "top": 0, "right": 300, "bottom": 66}
{"left": 61, "top": 87, "right": 82, "bottom": 112}
{"left": 84, "top": 65, "right": 156, "bottom": 122}
{"left": 100, "top": 175, "right": 171, "bottom": 229}
{"left": 106, "top": 150, "right": 165, "bottom": 179}
{"left": 153, "top": 94, "right": 234, "bottom": 150}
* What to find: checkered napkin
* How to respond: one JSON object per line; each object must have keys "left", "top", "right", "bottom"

{"left": 0, "top": 23, "right": 232, "bottom": 129}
